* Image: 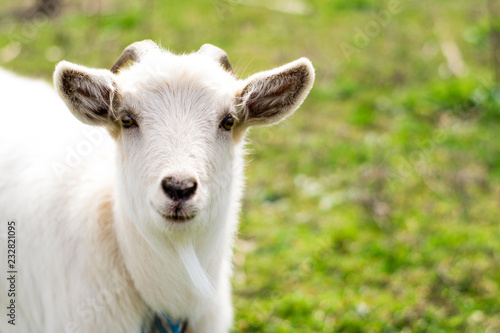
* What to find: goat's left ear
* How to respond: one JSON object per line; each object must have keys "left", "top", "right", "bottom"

{"left": 54, "top": 61, "right": 118, "bottom": 128}
{"left": 237, "top": 58, "right": 314, "bottom": 127}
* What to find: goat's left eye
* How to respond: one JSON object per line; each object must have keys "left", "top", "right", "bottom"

{"left": 121, "top": 113, "right": 136, "bottom": 128}
{"left": 221, "top": 115, "right": 235, "bottom": 131}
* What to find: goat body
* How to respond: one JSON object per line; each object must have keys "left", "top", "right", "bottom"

{"left": 0, "top": 41, "right": 314, "bottom": 333}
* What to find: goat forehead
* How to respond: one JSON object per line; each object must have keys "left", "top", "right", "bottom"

{"left": 117, "top": 59, "right": 236, "bottom": 118}
{"left": 120, "top": 81, "right": 231, "bottom": 127}
{"left": 118, "top": 52, "right": 236, "bottom": 89}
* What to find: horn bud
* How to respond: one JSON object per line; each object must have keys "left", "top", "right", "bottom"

{"left": 111, "top": 40, "right": 159, "bottom": 73}
{"left": 198, "top": 44, "right": 235, "bottom": 75}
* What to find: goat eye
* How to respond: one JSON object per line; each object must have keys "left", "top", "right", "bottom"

{"left": 121, "top": 113, "right": 136, "bottom": 128}
{"left": 221, "top": 115, "right": 235, "bottom": 131}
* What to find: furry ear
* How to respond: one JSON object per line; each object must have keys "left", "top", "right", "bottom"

{"left": 237, "top": 58, "right": 314, "bottom": 127}
{"left": 54, "top": 61, "right": 118, "bottom": 128}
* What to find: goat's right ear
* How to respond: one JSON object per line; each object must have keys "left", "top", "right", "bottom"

{"left": 54, "top": 61, "right": 118, "bottom": 127}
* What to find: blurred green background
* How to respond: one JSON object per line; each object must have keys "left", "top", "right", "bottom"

{"left": 2, "top": 0, "right": 500, "bottom": 331}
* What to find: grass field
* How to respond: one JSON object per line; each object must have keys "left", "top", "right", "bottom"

{"left": 1, "top": 0, "right": 500, "bottom": 331}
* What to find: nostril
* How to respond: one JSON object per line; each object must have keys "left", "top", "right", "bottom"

{"left": 181, "top": 182, "right": 197, "bottom": 199}
{"left": 161, "top": 177, "right": 179, "bottom": 201}
{"left": 161, "top": 176, "right": 197, "bottom": 201}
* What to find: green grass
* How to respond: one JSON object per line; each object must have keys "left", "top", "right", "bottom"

{"left": 2, "top": 0, "right": 500, "bottom": 331}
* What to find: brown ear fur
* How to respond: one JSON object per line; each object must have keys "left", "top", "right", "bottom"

{"left": 54, "top": 61, "right": 119, "bottom": 130}
{"left": 237, "top": 58, "right": 314, "bottom": 127}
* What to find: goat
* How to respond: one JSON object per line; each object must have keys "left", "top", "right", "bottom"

{"left": 0, "top": 40, "right": 314, "bottom": 333}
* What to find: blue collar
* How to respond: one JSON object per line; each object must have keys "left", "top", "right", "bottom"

{"left": 141, "top": 313, "right": 188, "bottom": 333}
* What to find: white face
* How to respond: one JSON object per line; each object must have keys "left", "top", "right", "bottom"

{"left": 114, "top": 56, "right": 239, "bottom": 231}
{"left": 54, "top": 41, "right": 314, "bottom": 236}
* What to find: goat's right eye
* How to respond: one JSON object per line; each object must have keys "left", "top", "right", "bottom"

{"left": 121, "top": 113, "right": 136, "bottom": 128}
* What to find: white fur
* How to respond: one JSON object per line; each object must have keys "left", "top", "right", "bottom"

{"left": 0, "top": 42, "right": 314, "bottom": 333}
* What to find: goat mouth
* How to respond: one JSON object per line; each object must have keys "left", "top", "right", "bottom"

{"left": 152, "top": 201, "right": 199, "bottom": 223}
{"left": 155, "top": 209, "right": 198, "bottom": 223}
{"left": 163, "top": 213, "right": 197, "bottom": 223}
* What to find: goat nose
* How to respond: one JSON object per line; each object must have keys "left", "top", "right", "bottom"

{"left": 161, "top": 176, "right": 197, "bottom": 201}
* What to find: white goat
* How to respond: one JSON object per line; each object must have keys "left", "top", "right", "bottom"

{"left": 0, "top": 40, "right": 314, "bottom": 333}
